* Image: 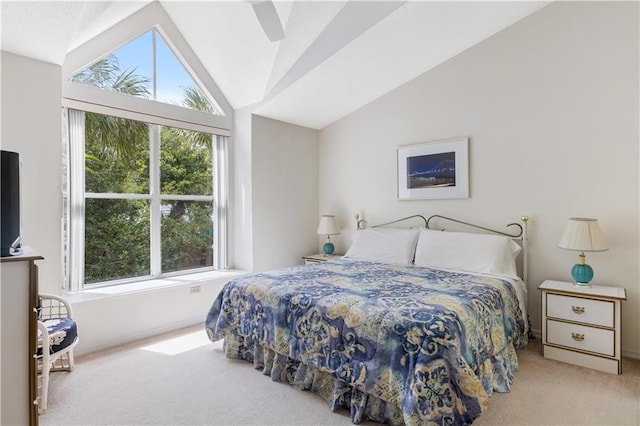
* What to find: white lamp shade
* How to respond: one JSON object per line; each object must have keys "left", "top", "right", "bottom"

{"left": 317, "top": 215, "right": 340, "bottom": 236}
{"left": 559, "top": 218, "right": 608, "bottom": 252}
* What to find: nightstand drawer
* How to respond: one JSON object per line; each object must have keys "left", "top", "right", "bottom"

{"left": 546, "top": 319, "right": 614, "bottom": 356}
{"left": 546, "top": 293, "right": 614, "bottom": 327}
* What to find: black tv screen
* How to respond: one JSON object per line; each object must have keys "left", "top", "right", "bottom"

{"left": 1, "top": 150, "right": 21, "bottom": 256}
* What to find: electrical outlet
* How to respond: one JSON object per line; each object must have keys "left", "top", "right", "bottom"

{"left": 190, "top": 285, "right": 201, "bottom": 295}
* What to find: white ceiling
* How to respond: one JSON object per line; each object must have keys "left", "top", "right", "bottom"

{"left": 1, "top": 0, "right": 550, "bottom": 130}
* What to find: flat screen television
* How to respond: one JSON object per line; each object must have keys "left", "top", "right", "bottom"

{"left": 1, "top": 150, "right": 22, "bottom": 256}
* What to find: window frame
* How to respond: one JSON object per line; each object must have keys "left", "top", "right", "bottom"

{"left": 63, "top": 107, "right": 228, "bottom": 291}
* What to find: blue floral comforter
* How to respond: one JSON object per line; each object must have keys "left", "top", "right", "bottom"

{"left": 205, "top": 259, "right": 527, "bottom": 425}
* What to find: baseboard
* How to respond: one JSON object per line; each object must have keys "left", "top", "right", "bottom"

{"left": 74, "top": 317, "right": 204, "bottom": 357}
{"left": 622, "top": 348, "right": 640, "bottom": 360}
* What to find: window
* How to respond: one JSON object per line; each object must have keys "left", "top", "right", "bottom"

{"left": 65, "top": 110, "right": 225, "bottom": 289}
{"left": 68, "top": 29, "right": 221, "bottom": 114}
{"left": 62, "top": 26, "right": 230, "bottom": 291}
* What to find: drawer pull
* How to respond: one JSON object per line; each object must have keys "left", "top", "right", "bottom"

{"left": 571, "top": 332, "right": 585, "bottom": 342}
{"left": 571, "top": 306, "right": 585, "bottom": 314}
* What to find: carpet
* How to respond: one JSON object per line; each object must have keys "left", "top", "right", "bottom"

{"left": 40, "top": 325, "right": 640, "bottom": 425}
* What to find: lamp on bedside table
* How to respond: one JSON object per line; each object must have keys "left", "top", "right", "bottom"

{"left": 558, "top": 218, "right": 608, "bottom": 286}
{"left": 317, "top": 215, "right": 340, "bottom": 255}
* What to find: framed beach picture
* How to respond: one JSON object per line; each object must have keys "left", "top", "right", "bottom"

{"left": 397, "top": 137, "right": 469, "bottom": 200}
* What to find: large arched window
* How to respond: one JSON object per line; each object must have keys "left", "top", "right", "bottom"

{"left": 62, "top": 5, "right": 232, "bottom": 291}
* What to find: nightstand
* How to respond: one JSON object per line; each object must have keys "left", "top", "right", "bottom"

{"left": 539, "top": 280, "right": 626, "bottom": 374}
{"left": 302, "top": 253, "right": 342, "bottom": 264}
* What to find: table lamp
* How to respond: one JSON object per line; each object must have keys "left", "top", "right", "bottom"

{"left": 558, "top": 218, "right": 608, "bottom": 286}
{"left": 317, "top": 215, "right": 340, "bottom": 255}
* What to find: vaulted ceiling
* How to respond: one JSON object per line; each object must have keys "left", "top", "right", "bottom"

{"left": 1, "top": 1, "right": 550, "bottom": 129}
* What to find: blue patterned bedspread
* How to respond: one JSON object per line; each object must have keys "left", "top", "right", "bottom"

{"left": 205, "top": 259, "right": 527, "bottom": 425}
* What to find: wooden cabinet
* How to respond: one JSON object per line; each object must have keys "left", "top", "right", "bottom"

{"left": 539, "top": 280, "right": 626, "bottom": 375}
{"left": 1, "top": 248, "right": 42, "bottom": 425}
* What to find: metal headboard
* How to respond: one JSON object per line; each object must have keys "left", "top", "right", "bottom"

{"left": 426, "top": 214, "right": 523, "bottom": 237}
{"left": 354, "top": 214, "right": 427, "bottom": 230}
{"left": 353, "top": 213, "right": 530, "bottom": 284}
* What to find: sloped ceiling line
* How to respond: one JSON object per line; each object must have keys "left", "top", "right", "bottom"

{"left": 264, "top": 1, "right": 407, "bottom": 103}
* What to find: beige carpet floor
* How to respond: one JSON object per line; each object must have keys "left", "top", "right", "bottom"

{"left": 40, "top": 325, "right": 640, "bottom": 425}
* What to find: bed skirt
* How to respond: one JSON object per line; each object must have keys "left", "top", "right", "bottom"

{"left": 220, "top": 333, "right": 521, "bottom": 426}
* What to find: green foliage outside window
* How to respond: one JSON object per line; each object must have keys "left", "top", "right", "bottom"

{"left": 85, "top": 199, "right": 151, "bottom": 282}
{"left": 159, "top": 127, "right": 214, "bottom": 274}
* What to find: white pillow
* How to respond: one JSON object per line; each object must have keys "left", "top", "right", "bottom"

{"left": 343, "top": 228, "right": 420, "bottom": 265}
{"left": 414, "top": 228, "right": 521, "bottom": 278}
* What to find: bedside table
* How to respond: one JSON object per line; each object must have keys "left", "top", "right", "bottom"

{"left": 302, "top": 253, "right": 342, "bottom": 264}
{"left": 539, "top": 280, "right": 626, "bottom": 374}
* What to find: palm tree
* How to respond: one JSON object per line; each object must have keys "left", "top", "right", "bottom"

{"left": 71, "top": 56, "right": 151, "bottom": 165}
{"left": 70, "top": 55, "right": 151, "bottom": 97}
{"left": 181, "top": 86, "right": 217, "bottom": 114}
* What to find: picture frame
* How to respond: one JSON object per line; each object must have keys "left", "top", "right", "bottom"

{"left": 397, "top": 137, "right": 469, "bottom": 200}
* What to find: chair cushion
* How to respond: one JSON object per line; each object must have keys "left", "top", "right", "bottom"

{"left": 38, "top": 318, "right": 78, "bottom": 355}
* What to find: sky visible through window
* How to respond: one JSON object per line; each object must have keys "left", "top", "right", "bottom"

{"left": 111, "top": 30, "right": 195, "bottom": 106}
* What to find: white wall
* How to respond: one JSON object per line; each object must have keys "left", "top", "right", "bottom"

{"left": 69, "top": 275, "right": 233, "bottom": 354}
{"left": 318, "top": 2, "right": 640, "bottom": 357}
{"left": 251, "top": 114, "right": 319, "bottom": 272}
{"left": 231, "top": 106, "right": 254, "bottom": 271}
{"left": 1, "top": 52, "right": 62, "bottom": 294}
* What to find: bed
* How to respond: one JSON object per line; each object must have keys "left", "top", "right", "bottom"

{"left": 205, "top": 215, "right": 529, "bottom": 425}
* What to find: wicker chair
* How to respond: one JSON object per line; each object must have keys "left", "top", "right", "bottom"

{"left": 36, "top": 293, "right": 79, "bottom": 413}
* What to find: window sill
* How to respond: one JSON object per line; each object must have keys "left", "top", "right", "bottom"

{"left": 62, "top": 269, "right": 247, "bottom": 304}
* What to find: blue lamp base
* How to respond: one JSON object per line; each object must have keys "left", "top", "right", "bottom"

{"left": 571, "top": 263, "right": 594, "bottom": 286}
{"left": 323, "top": 242, "right": 335, "bottom": 255}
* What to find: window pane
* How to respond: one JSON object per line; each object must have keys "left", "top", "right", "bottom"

{"left": 155, "top": 34, "right": 219, "bottom": 114}
{"left": 68, "top": 30, "right": 220, "bottom": 114}
{"left": 112, "top": 30, "right": 153, "bottom": 90}
{"left": 68, "top": 31, "right": 152, "bottom": 99}
{"left": 85, "top": 198, "right": 150, "bottom": 283}
{"left": 161, "top": 200, "right": 213, "bottom": 273}
{"left": 160, "top": 126, "right": 213, "bottom": 195}
{"left": 85, "top": 112, "right": 149, "bottom": 193}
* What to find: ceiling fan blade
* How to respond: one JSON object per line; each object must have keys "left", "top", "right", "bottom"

{"left": 251, "top": 1, "right": 285, "bottom": 42}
